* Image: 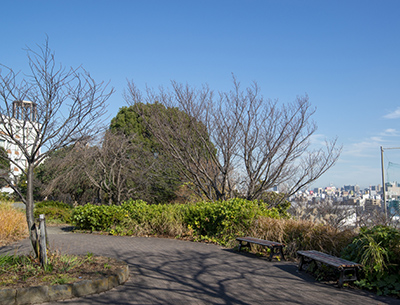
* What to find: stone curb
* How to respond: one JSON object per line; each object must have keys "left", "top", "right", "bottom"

{"left": 0, "top": 263, "right": 129, "bottom": 305}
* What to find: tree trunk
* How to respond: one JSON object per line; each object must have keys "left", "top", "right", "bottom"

{"left": 26, "top": 164, "right": 40, "bottom": 257}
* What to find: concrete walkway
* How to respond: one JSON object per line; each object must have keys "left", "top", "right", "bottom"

{"left": 0, "top": 227, "right": 398, "bottom": 305}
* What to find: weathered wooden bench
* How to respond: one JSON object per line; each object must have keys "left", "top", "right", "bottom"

{"left": 297, "top": 250, "right": 362, "bottom": 287}
{"left": 236, "top": 237, "right": 285, "bottom": 261}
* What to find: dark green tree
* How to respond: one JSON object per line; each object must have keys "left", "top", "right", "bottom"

{"left": 110, "top": 103, "right": 184, "bottom": 204}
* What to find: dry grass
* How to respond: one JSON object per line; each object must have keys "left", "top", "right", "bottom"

{"left": 0, "top": 202, "right": 28, "bottom": 246}
{"left": 249, "top": 217, "right": 356, "bottom": 258}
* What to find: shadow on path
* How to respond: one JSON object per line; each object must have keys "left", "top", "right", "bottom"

{"left": 1, "top": 234, "right": 398, "bottom": 305}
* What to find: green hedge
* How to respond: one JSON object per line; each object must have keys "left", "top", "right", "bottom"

{"left": 72, "top": 204, "right": 126, "bottom": 231}
{"left": 72, "top": 198, "right": 287, "bottom": 244}
{"left": 34, "top": 200, "right": 73, "bottom": 223}
{"left": 183, "top": 198, "right": 284, "bottom": 243}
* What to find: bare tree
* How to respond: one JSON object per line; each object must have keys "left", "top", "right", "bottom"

{"left": 39, "top": 142, "right": 97, "bottom": 205}
{"left": 125, "top": 82, "right": 233, "bottom": 201}
{"left": 289, "top": 198, "right": 356, "bottom": 230}
{"left": 125, "top": 77, "right": 341, "bottom": 202}
{"left": 356, "top": 209, "right": 400, "bottom": 229}
{"left": 81, "top": 131, "right": 154, "bottom": 205}
{"left": 0, "top": 39, "right": 112, "bottom": 257}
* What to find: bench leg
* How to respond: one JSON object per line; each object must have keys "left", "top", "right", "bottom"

{"left": 268, "top": 247, "right": 274, "bottom": 261}
{"left": 238, "top": 241, "right": 250, "bottom": 252}
{"left": 355, "top": 267, "right": 360, "bottom": 282}
{"left": 279, "top": 246, "right": 285, "bottom": 261}
{"left": 338, "top": 271, "right": 344, "bottom": 288}
{"left": 238, "top": 242, "right": 285, "bottom": 261}
{"left": 268, "top": 246, "right": 285, "bottom": 261}
{"left": 338, "top": 267, "right": 359, "bottom": 287}
{"left": 298, "top": 255, "right": 304, "bottom": 271}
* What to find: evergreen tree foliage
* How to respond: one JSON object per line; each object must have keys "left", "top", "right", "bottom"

{"left": 110, "top": 103, "right": 183, "bottom": 204}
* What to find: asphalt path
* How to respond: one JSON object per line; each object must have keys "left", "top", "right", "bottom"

{"left": 1, "top": 227, "right": 398, "bottom": 305}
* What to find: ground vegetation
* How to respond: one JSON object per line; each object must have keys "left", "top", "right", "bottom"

{"left": 0, "top": 251, "right": 125, "bottom": 289}
{"left": 0, "top": 202, "right": 28, "bottom": 247}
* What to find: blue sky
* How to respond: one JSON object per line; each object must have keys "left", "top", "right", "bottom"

{"left": 1, "top": 0, "right": 400, "bottom": 189}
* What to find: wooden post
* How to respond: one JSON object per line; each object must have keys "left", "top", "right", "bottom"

{"left": 39, "top": 214, "right": 47, "bottom": 267}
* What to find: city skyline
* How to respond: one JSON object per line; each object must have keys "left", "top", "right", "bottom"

{"left": 1, "top": 1, "right": 400, "bottom": 189}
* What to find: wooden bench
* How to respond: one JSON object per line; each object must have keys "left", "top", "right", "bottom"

{"left": 297, "top": 250, "right": 362, "bottom": 287}
{"left": 236, "top": 237, "right": 285, "bottom": 261}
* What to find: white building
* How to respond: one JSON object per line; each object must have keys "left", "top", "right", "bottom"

{"left": 0, "top": 101, "right": 40, "bottom": 192}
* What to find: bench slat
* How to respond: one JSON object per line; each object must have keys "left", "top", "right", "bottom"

{"left": 236, "top": 237, "right": 285, "bottom": 261}
{"left": 297, "top": 250, "right": 361, "bottom": 268}
{"left": 236, "top": 237, "right": 285, "bottom": 247}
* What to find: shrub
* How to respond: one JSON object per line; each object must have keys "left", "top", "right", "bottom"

{"left": 183, "top": 198, "right": 285, "bottom": 245}
{"left": 72, "top": 203, "right": 126, "bottom": 231}
{"left": 118, "top": 200, "right": 187, "bottom": 236}
{"left": 71, "top": 198, "right": 288, "bottom": 244}
{"left": 341, "top": 225, "right": 400, "bottom": 296}
{"left": 34, "top": 200, "right": 73, "bottom": 224}
{"left": 0, "top": 202, "right": 28, "bottom": 246}
{"left": 0, "top": 192, "right": 13, "bottom": 202}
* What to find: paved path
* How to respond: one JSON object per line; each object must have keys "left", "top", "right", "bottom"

{"left": 0, "top": 227, "right": 398, "bottom": 305}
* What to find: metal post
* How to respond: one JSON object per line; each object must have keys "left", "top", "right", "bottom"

{"left": 39, "top": 214, "right": 47, "bottom": 267}
{"left": 381, "top": 146, "right": 387, "bottom": 222}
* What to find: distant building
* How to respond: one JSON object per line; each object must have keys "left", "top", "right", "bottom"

{"left": 364, "top": 198, "right": 382, "bottom": 213}
{"left": 0, "top": 100, "right": 40, "bottom": 192}
{"left": 386, "top": 182, "right": 400, "bottom": 200}
{"left": 313, "top": 187, "right": 323, "bottom": 194}
{"left": 371, "top": 185, "right": 381, "bottom": 192}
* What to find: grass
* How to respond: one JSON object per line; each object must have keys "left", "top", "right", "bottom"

{"left": 0, "top": 202, "right": 125, "bottom": 290}
{"left": 0, "top": 201, "right": 28, "bottom": 246}
{"left": 0, "top": 251, "right": 126, "bottom": 289}
{"left": 246, "top": 217, "right": 356, "bottom": 258}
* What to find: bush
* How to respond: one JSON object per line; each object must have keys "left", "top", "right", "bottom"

{"left": 72, "top": 203, "right": 126, "bottom": 231}
{"left": 71, "top": 198, "right": 360, "bottom": 259}
{"left": 183, "top": 198, "right": 285, "bottom": 244}
{"left": 342, "top": 225, "right": 400, "bottom": 296}
{"left": 71, "top": 198, "right": 288, "bottom": 244}
{"left": 34, "top": 200, "right": 73, "bottom": 224}
{"left": 119, "top": 200, "right": 186, "bottom": 236}
{"left": 0, "top": 192, "right": 13, "bottom": 202}
{"left": 0, "top": 202, "right": 28, "bottom": 246}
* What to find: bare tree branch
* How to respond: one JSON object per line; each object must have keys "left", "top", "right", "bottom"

{"left": 0, "top": 38, "right": 113, "bottom": 256}
{"left": 125, "top": 77, "right": 341, "bottom": 202}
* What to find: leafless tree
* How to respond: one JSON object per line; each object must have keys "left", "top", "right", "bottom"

{"left": 39, "top": 142, "right": 97, "bottom": 205}
{"left": 0, "top": 39, "right": 112, "bottom": 257}
{"left": 81, "top": 131, "right": 154, "bottom": 205}
{"left": 289, "top": 198, "right": 356, "bottom": 230}
{"left": 356, "top": 209, "right": 400, "bottom": 229}
{"left": 125, "top": 77, "right": 341, "bottom": 202}
{"left": 125, "top": 82, "right": 236, "bottom": 201}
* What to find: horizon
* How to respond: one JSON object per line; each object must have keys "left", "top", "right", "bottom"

{"left": 1, "top": 0, "right": 400, "bottom": 189}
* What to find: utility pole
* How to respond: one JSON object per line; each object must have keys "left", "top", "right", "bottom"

{"left": 381, "top": 146, "right": 387, "bottom": 221}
